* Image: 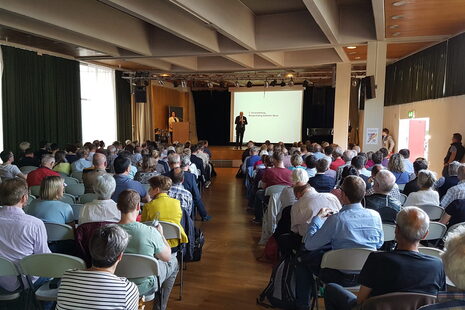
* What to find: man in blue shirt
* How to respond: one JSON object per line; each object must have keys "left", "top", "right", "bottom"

{"left": 295, "top": 175, "right": 383, "bottom": 310}
{"left": 111, "top": 156, "right": 150, "bottom": 203}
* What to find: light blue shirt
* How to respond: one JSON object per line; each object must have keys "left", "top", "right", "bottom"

{"left": 27, "top": 199, "right": 74, "bottom": 224}
{"left": 402, "top": 158, "right": 415, "bottom": 175}
{"left": 313, "top": 152, "right": 325, "bottom": 160}
{"left": 304, "top": 203, "right": 384, "bottom": 251}
{"left": 71, "top": 158, "right": 92, "bottom": 172}
{"left": 128, "top": 165, "right": 137, "bottom": 180}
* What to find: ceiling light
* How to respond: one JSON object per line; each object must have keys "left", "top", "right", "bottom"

{"left": 347, "top": 46, "right": 357, "bottom": 49}
{"left": 391, "top": 15, "right": 404, "bottom": 20}
{"left": 392, "top": 32, "right": 401, "bottom": 36}
{"left": 160, "top": 73, "right": 170, "bottom": 77}
{"left": 393, "top": 1, "right": 408, "bottom": 6}
{"left": 389, "top": 24, "right": 399, "bottom": 29}
{"left": 270, "top": 79, "right": 277, "bottom": 87}
{"left": 280, "top": 80, "right": 286, "bottom": 87}
{"left": 246, "top": 81, "right": 253, "bottom": 88}
{"left": 286, "top": 73, "right": 294, "bottom": 78}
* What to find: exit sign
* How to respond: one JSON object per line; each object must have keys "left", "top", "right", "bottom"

{"left": 408, "top": 111, "right": 415, "bottom": 118}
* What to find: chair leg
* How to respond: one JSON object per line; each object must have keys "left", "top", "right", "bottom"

{"left": 157, "top": 276, "right": 162, "bottom": 310}
{"left": 179, "top": 251, "right": 184, "bottom": 301}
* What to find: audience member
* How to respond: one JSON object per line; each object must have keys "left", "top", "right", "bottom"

{"left": 141, "top": 176, "right": 188, "bottom": 248}
{"left": 0, "top": 179, "right": 50, "bottom": 292}
{"left": 17, "top": 148, "right": 39, "bottom": 168}
{"left": 80, "top": 174, "right": 120, "bottom": 224}
{"left": 330, "top": 166, "right": 359, "bottom": 203}
{"left": 364, "top": 170, "right": 401, "bottom": 223}
{"left": 111, "top": 155, "right": 150, "bottom": 203}
{"left": 295, "top": 176, "right": 383, "bottom": 310}
{"left": 26, "top": 154, "right": 60, "bottom": 187}
{"left": 365, "top": 164, "right": 403, "bottom": 201}
{"left": 168, "top": 167, "right": 193, "bottom": 216}
{"left": 71, "top": 149, "right": 92, "bottom": 173}
{"left": 380, "top": 148, "right": 390, "bottom": 167}
{"left": 305, "top": 154, "right": 317, "bottom": 178}
{"left": 324, "top": 207, "right": 445, "bottom": 310}
{"left": 403, "top": 158, "right": 429, "bottom": 196}
{"left": 117, "top": 190, "right": 177, "bottom": 310}
{"left": 323, "top": 145, "right": 333, "bottom": 164}
{"left": 56, "top": 225, "right": 139, "bottom": 309}
{"left": 441, "top": 164, "right": 465, "bottom": 208}
{"left": 134, "top": 156, "right": 160, "bottom": 184}
{"left": 404, "top": 170, "right": 439, "bottom": 206}
{"left": 34, "top": 140, "right": 50, "bottom": 160}
{"left": 399, "top": 149, "right": 414, "bottom": 174}
{"left": 0, "top": 150, "right": 26, "bottom": 181}
{"left": 388, "top": 153, "right": 410, "bottom": 184}
{"left": 351, "top": 155, "right": 371, "bottom": 188}
{"left": 330, "top": 147, "right": 345, "bottom": 171}
{"left": 436, "top": 161, "right": 461, "bottom": 198}
{"left": 83, "top": 153, "right": 108, "bottom": 193}
{"left": 52, "top": 150, "right": 71, "bottom": 176}
{"left": 289, "top": 153, "right": 304, "bottom": 170}
{"left": 308, "top": 158, "right": 335, "bottom": 193}
{"left": 65, "top": 144, "right": 79, "bottom": 164}
{"left": 260, "top": 151, "right": 292, "bottom": 188}
{"left": 27, "top": 176, "right": 74, "bottom": 226}
{"left": 365, "top": 151, "right": 374, "bottom": 169}
{"left": 440, "top": 197, "right": 465, "bottom": 228}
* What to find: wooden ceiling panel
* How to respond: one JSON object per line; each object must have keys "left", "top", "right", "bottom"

{"left": 387, "top": 41, "right": 435, "bottom": 59}
{"left": 343, "top": 45, "right": 367, "bottom": 61}
{"left": 385, "top": 0, "right": 465, "bottom": 38}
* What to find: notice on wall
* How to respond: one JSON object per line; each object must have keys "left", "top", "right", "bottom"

{"left": 366, "top": 128, "right": 379, "bottom": 145}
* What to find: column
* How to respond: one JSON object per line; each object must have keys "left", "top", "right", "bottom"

{"left": 362, "top": 41, "right": 387, "bottom": 152}
{"left": 333, "top": 62, "right": 352, "bottom": 150}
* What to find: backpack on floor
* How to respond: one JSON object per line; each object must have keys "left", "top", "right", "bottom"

{"left": 257, "top": 254, "right": 297, "bottom": 309}
{"left": 190, "top": 227, "right": 205, "bottom": 262}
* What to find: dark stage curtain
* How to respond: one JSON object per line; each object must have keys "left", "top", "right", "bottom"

{"left": 385, "top": 42, "right": 446, "bottom": 106}
{"left": 115, "top": 70, "right": 132, "bottom": 142}
{"left": 301, "top": 86, "right": 335, "bottom": 143}
{"left": 192, "top": 90, "right": 231, "bottom": 145}
{"left": 1, "top": 45, "right": 81, "bottom": 154}
{"left": 445, "top": 32, "right": 465, "bottom": 97}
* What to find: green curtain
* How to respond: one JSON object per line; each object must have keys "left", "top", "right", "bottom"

{"left": 115, "top": 70, "right": 132, "bottom": 142}
{"left": 1, "top": 45, "right": 81, "bottom": 154}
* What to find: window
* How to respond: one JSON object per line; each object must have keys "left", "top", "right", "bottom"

{"left": 80, "top": 63, "right": 117, "bottom": 146}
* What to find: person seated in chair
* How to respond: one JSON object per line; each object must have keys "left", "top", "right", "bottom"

{"left": 388, "top": 153, "right": 410, "bottom": 185}
{"left": 294, "top": 176, "right": 384, "bottom": 310}
{"left": 324, "top": 206, "right": 445, "bottom": 310}
{"left": 56, "top": 225, "right": 139, "bottom": 309}
{"left": 403, "top": 158, "right": 429, "bottom": 196}
{"left": 82, "top": 153, "right": 108, "bottom": 193}
{"left": 118, "top": 190, "right": 178, "bottom": 310}
{"left": 308, "top": 158, "right": 335, "bottom": 193}
{"left": 436, "top": 161, "right": 461, "bottom": 199}
{"left": 364, "top": 170, "right": 402, "bottom": 224}
{"left": 404, "top": 170, "right": 439, "bottom": 207}
{"left": 26, "top": 154, "right": 60, "bottom": 187}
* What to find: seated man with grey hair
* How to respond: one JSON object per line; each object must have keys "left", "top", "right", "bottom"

{"left": 26, "top": 154, "right": 60, "bottom": 187}
{"left": 324, "top": 206, "right": 445, "bottom": 310}
{"left": 441, "top": 164, "right": 465, "bottom": 208}
{"left": 436, "top": 161, "right": 461, "bottom": 199}
{"left": 364, "top": 169, "right": 402, "bottom": 224}
{"left": 56, "top": 225, "right": 139, "bottom": 309}
{"left": 421, "top": 225, "right": 465, "bottom": 309}
{"left": 79, "top": 174, "right": 120, "bottom": 224}
{"left": 308, "top": 158, "right": 336, "bottom": 193}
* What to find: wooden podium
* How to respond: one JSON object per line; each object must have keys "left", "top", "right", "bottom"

{"left": 172, "top": 122, "right": 189, "bottom": 143}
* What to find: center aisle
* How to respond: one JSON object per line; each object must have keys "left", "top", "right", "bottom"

{"left": 168, "top": 167, "right": 270, "bottom": 310}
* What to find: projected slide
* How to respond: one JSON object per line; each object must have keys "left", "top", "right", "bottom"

{"left": 231, "top": 89, "right": 303, "bottom": 143}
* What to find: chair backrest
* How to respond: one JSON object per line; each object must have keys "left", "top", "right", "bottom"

{"left": 115, "top": 253, "right": 159, "bottom": 279}
{"left": 361, "top": 292, "right": 436, "bottom": 310}
{"left": 265, "top": 185, "right": 287, "bottom": 197}
{"left": 398, "top": 193, "right": 407, "bottom": 206}
{"left": 60, "top": 193, "right": 76, "bottom": 205}
{"left": 20, "top": 253, "right": 86, "bottom": 278}
{"left": 321, "top": 248, "right": 374, "bottom": 271}
{"left": 44, "top": 223, "right": 74, "bottom": 241}
{"left": 30, "top": 185, "right": 41, "bottom": 197}
{"left": 382, "top": 223, "right": 396, "bottom": 242}
{"left": 20, "top": 166, "right": 38, "bottom": 174}
{"left": 70, "top": 171, "right": 83, "bottom": 182}
{"left": 418, "top": 247, "right": 444, "bottom": 259}
{"left": 65, "top": 183, "right": 85, "bottom": 197}
{"left": 78, "top": 193, "right": 98, "bottom": 204}
{"left": 415, "top": 205, "right": 444, "bottom": 221}
{"left": 63, "top": 176, "right": 79, "bottom": 185}
{"left": 397, "top": 183, "right": 406, "bottom": 192}
{"left": 0, "top": 257, "right": 20, "bottom": 277}
{"left": 144, "top": 221, "right": 181, "bottom": 240}
{"left": 75, "top": 221, "right": 113, "bottom": 267}
{"left": 71, "top": 204, "right": 84, "bottom": 222}
{"left": 424, "top": 222, "right": 447, "bottom": 241}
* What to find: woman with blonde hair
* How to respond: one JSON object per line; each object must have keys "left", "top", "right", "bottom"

{"left": 27, "top": 175, "right": 74, "bottom": 225}
{"left": 134, "top": 155, "right": 160, "bottom": 184}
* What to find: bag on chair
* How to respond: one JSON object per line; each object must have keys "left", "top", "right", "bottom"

{"left": 257, "top": 254, "right": 297, "bottom": 309}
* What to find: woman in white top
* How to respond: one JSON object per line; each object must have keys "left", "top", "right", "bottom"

{"left": 0, "top": 150, "right": 26, "bottom": 181}
{"left": 404, "top": 169, "right": 440, "bottom": 207}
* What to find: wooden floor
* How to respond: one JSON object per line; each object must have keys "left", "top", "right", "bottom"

{"left": 167, "top": 167, "right": 270, "bottom": 310}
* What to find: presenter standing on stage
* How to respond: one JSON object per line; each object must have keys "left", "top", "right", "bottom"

{"left": 168, "top": 111, "right": 180, "bottom": 143}
{"left": 235, "top": 111, "right": 248, "bottom": 150}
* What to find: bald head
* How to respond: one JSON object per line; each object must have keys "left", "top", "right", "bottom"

{"left": 93, "top": 153, "right": 107, "bottom": 169}
{"left": 374, "top": 170, "right": 396, "bottom": 194}
{"left": 396, "top": 206, "right": 429, "bottom": 243}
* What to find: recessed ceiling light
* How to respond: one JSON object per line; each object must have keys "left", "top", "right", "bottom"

{"left": 392, "top": 32, "right": 401, "bottom": 36}
{"left": 391, "top": 15, "right": 404, "bottom": 20}
{"left": 348, "top": 51, "right": 357, "bottom": 55}
{"left": 389, "top": 25, "right": 399, "bottom": 29}
{"left": 393, "top": 1, "right": 407, "bottom": 6}
{"left": 355, "top": 57, "right": 361, "bottom": 60}
{"left": 347, "top": 46, "right": 357, "bottom": 49}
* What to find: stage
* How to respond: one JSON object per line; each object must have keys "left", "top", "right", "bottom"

{"left": 209, "top": 146, "right": 244, "bottom": 167}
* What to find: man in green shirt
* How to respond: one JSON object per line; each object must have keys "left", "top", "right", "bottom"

{"left": 117, "top": 190, "right": 178, "bottom": 310}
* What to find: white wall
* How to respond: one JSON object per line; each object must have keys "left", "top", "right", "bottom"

{"left": 383, "top": 95, "right": 465, "bottom": 175}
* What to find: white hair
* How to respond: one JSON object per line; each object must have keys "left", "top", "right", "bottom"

{"left": 448, "top": 161, "right": 461, "bottom": 176}
{"left": 458, "top": 165, "right": 465, "bottom": 181}
{"left": 93, "top": 174, "right": 116, "bottom": 200}
{"left": 442, "top": 225, "right": 465, "bottom": 290}
{"left": 416, "top": 169, "right": 436, "bottom": 189}
{"left": 343, "top": 150, "right": 355, "bottom": 162}
{"left": 374, "top": 170, "right": 396, "bottom": 193}
{"left": 292, "top": 168, "right": 309, "bottom": 185}
{"left": 396, "top": 206, "right": 429, "bottom": 243}
{"left": 259, "top": 150, "right": 269, "bottom": 156}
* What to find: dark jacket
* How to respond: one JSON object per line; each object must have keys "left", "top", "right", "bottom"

{"left": 364, "top": 194, "right": 402, "bottom": 224}
{"left": 309, "top": 174, "right": 336, "bottom": 193}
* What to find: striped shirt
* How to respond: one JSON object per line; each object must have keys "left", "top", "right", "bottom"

{"left": 56, "top": 269, "right": 139, "bottom": 310}
{"left": 168, "top": 183, "right": 193, "bottom": 216}
{"left": 441, "top": 181, "right": 465, "bottom": 208}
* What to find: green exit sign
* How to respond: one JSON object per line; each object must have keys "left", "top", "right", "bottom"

{"left": 408, "top": 111, "right": 415, "bottom": 118}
